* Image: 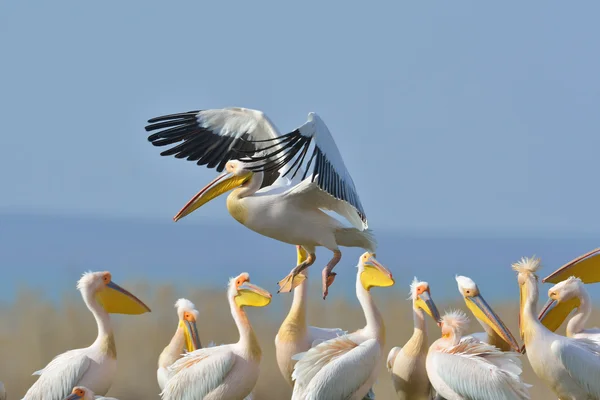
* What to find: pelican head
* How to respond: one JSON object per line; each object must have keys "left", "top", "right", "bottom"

{"left": 439, "top": 309, "right": 470, "bottom": 344}
{"left": 77, "top": 271, "right": 151, "bottom": 315}
{"left": 410, "top": 278, "right": 441, "bottom": 324}
{"left": 229, "top": 272, "right": 272, "bottom": 308}
{"left": 512, "top": 256, "right": 542, "bottom": 340}
{"left": 455, "top": 275, "right": 520, "bottom": 352}
{"left": 64, "top": 386, "right": 94, "bottom": 400}
{"left": 538, "top": 276, "right": 583, "bottom": 333}
{"left": 174, "top": 160, "right": 253, "bottom": 222}
{"left": 358, "top": 252, "right": 394, "bottom": 291}
{"left": 175, "top": 298, "right": 201, "bottom": 352}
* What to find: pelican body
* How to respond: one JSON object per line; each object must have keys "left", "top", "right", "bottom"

{"left": 64, "top": 386, "right": 118, "bottom": 400}
{"left": 157, "top": 298, "right": 201, "bottom": 390}
{"left": 291, "top": 253, "right": 394, "bottom": 400}
{"left": 275, "top": 246, "right": 346, "bottom": 387}
{"left": 161, "top": 273, "right": 272, "bottom": 400}
{"left": 455, "top": 276, "right": 521, "bottom": 352}
{"left": 426, "top": 310, "right": 530, "bottom": 400}
{"left": 23, "top": 272, "right": 150, "bottom": 400}
{"left": 515, "top": 256, "right": 600, "bottom": 399}
{"left": 387, "top": 278, "right": 441, "bottom": 400}
{"left": 145, "top": 108, "right": 375, "bottom": 298}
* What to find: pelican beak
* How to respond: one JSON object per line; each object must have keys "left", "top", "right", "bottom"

{"left": 235, "top": 282, "right": 272, "bottom": 308}
{"left": 360, "top": 254, "right": 395, "bottom": 291}
{"left": 181, "top": 318, "right": 201, "bottom": 352}
{"left": 173, "top": 170, "right": 252, "bottom": 222}
{"left": 465, "top": 293, "right": 521, "bottom": 352}
{"left": 96, "top": 281, "right": 151, "bottom": 315}
{"left": 538, "top": 296, "right": 580, "bottom": 333}
{"left": 542, "top": 248, "right": 600, "bottom": 284}
{"left": 65, "top": 388, "right": 85, "bottom": 400}
{"left": 416, "top": 291, "right": 441, "bottom": 323}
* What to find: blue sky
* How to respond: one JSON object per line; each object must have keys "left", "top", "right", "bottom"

{"left": 1, "top": 1, "right": 599, "bottom": 235}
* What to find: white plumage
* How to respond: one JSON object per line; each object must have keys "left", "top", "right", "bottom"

{"left": 160, "top": 273, "right": 271, "bottom": 400}
{"left": 157, "top": 298, "right": 201, "bottom": 390}
{"left": 542, "top": 276, "right": 600, "bottom": 344}
{"left": 515, "top": 256, "right": 600, "bottom": 399}
{"left": 426, "top": 310, "right": 530, "bottom": 400}
{"left": 23, "top": 271, "right": 150, "bottom": 400}
{"left": 145, "top": 108, "right": 375, "bottom": 298}
{"left": 290, "top": 253, "right": 394, "bottom": 399}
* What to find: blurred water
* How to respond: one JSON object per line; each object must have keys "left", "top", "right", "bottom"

{"left": 1, "top": 213, "right": 598, "bottom": 304}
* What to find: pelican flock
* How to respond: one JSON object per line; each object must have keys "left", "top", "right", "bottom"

{"left": 4, "top": 106, "right": 599, "bottom": 399}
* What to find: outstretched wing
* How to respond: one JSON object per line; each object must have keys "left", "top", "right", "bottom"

{"left": 429, "top": 338, "right": 530, "bottom": 400}
{"left": 292, "top": 337, "right": 380, "bottom": 399}
{"left": 552, "top": 337, "right": 600, "bottom": 398}
{"left": 144, "top": 107, "right": 288, "bottom": 188}
{"left": 240, "top": 112, "right": 368, "bottom": 229}
{"left": 23, "top": 349, "right": 92, "bottom": 400}
{"left": 161, "top": 346, "right": 236, "bottom": 400}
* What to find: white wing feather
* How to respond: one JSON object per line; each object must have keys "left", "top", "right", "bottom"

{"left": 161, "top": 346, "right": 236, "bottom": 400}
{"left": 23, "top": 349, "right": 91, "bottom": 400}
{"left": 573, "top": 329, "right": 600, "bottom": 346}
{"left": 292, "top": 337, "right": 380, "bottom": 400}
{"left": 429, "top": 338, "right": 530, "bottom": 400}
{"left": 307, "top": 326, "right": 347, "bottom": 348}
{"left": 552, "top": 337, "right": 600, "bottom": 398}
{"left": 386, "top": 346, "right": 401, "bottom": 371}
{"left": 247, "top": 112, "right": 368, "bottom": 229}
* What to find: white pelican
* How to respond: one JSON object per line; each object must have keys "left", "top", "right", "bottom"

{"left": 161, "top": 272, "right": 271, "bottom": 400}
{"left": 64, "top": 386, "right": 118, "bottom": 399}
{"left": 275, "top": 246, "right": 347, "bottom": 387}
{"left": 145, "top": 108, "right": 375, "bottom": 298}
{"left": 387, "top": 278, "right": 441, "bottom": 400}
{"left": 23, "top": 271, "right": 151, "bottom": 400}
{"left": 455, "top": 275, "right": 521, "bottom": 352}
{"left": 539, "top": 276, "right": 600, "bottom": 345}
{"left": 514, "top": 256, "right": 600, "bottom": 398}
{"left": 426, "top": 310, "right": 530, "bottom": 400}
{"left": 157, "top": 298, "right": 201, "bottom": 390}
{"left": 290, "top": 252, "right": 394, "bottom": 400}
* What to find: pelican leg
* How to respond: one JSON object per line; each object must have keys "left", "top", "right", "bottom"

{"left": 322, "top": 250, "right": 342, "bottom": 299}
{"left": 277, "top": 250, "right": 316, "bottom": 294}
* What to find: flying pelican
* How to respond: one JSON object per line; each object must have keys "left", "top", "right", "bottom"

{"left": 23, "top": 271, "right": 151, "bottom": 400}
{"left": 538, "top": 276, "right": 600, "bottom": 345}
{"left": 275, "top": 246, "right": 347, "bottom": 387}
{"left": 157, "top": 298, "right": 201, "bottom": 390}
{"left": 514, "top": 256, "right": 600, "bottom": 398}
{"left": 161, "top": 272, "right": 272, "bottom": 400}
{"left": 64, "top": 386, "right": 118, "bottom": 400}
{"left": 290, "top": 252, "right": 394, "bottom": 399}
{"left": 426, "top": 310, "right": 530, "bottom": 400}
{"left": 145, "top": 108, "right": 375, "bottom": 298}
{"left": 387, "top": 278, "right": 441, "bottom": 400}
{"left": 455, "top": 275, "right": 521, "bottom": 352}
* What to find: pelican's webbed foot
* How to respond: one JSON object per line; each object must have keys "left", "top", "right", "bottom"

{"left": 277, "top": 249, "right": 315, "bottom": 294}
{"left": 321, "top": 250, "right": 342, "bottom": 299}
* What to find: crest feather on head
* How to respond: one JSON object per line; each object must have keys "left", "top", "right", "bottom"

{"left": 175, "top": 298, "right": 196, "bottom": 312}
{"left": 409, "top": 277, "right": 428, "bottom": 299}
{"left": 441, "top": 309, "right": 470, "bottom": 334}
{"left": 512, "top": 256, "right": 541, "bottom": 274}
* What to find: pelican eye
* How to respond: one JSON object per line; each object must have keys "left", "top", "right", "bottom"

{"left": 103, "top": 273, "right": 111, "bottom": 284}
